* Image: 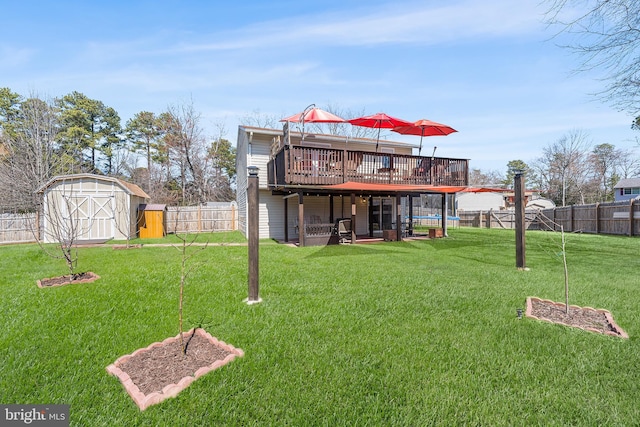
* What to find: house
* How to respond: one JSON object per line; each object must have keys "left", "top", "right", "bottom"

{"left": 614, "top": 178, "right": 640, "bottom": 202}
{"left": 456, "top": 189, "right": 506, "bottom": 211}
{"left": 37, "top": 173, "right": 150, "bottom": 243}
{"left": 235, "top": 125, "right": 469, "bottom": 246}
{"left": 455, "top": 187, "right": 554, "bottom": 212}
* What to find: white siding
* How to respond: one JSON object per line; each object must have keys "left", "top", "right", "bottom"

{"left": 456, "top": 192, "right": 505, "bottom": 211}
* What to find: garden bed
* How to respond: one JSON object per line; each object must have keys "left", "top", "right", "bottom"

{"left": 37, "top": 271, "right": 100, "bottom": 288}
{"left": 526, "top": 297, "right": 628, "bottom": 338}
{"left": 106, "top": 328, "right": 244, "bottom": 410}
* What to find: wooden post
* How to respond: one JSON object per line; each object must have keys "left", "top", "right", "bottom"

{"left": 442, "top": 193, "right": 448, "bottom": 237}
{"left": 570, "top": 204, "right": 574, "bottom": 232}
{"left": 246, "top": 166, "right": 261, "bottom": 304}
{"left": 396, "top": 194, "right": 402, "bottom": 241}
{"left": 329, "top": 195, "right": 334, "bottom": 224}
{"left": 514, "top": 171, "right": 526, "bottom": 269}
{"left": 298, "top": 192, "right": 305, "bottom": 247}
{"left": 630, "top": 199, "right": 635, "bottom": 237}
{"left": 595, "top": 202, "right": 600, "bottom": 234}
{"left": 351, "top": 193, "right": 356, "bottom": 243}
{"left": 408, "top": 195, "right": 414, "bottom": 236}
{"left": 284, "top": 197, "right": 289, "bottom": 242}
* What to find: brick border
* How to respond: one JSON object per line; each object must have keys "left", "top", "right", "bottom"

{"left": 106, "top": 328, "right": 244, "bottom": 411}
{"left": 36, "top": 272, "right": 100, "bottom": 288}
{"left": 525, "top": 297, "right": 628, "bottom": 339}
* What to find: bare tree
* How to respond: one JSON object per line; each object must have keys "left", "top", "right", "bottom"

{"left": 239, "top": 109, "right": 280, "bottom": 129}
{"left": 0, "top": 92, "right": 70, "bottom": 211}
{"left": 532, "top": 129, "right": 591, "bottom": 206}
{"left": 545, "top": 0, "right": 640, "bottom": 115}
{"left": 37, "top": 184, "right": 90, "bottom": 281}
{"left": 468, "top": 168, "right": 505, "bottom": 187}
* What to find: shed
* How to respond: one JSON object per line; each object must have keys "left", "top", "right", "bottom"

{"left": 137, "top": 204, "right": 167, "bottom": 238}
{"left": 37, "top": 174, "right": 150, "bottom": 243}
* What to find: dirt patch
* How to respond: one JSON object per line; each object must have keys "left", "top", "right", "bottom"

{"left": 37, "top": 271, "right": 100, "bottom": 288}
{"left": 106, "top": 328, "right": 243, "bottom": 410}
{"left": 526, "top": 297, "right": 628, "bottom": 338}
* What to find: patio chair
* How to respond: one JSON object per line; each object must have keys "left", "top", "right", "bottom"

{"left": 334, "top": 218, "right": 352, "bottom": 243}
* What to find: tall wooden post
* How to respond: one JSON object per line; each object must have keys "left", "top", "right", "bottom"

{"left": 396, "top": 194, "right": 402, "bottom": 241}
{"left": 298, "top": 192, "right": 305, "bottom": 247}
{"left": 442, "top": 193, "right": 448, "bottom": 237}
{"left": 350, "top": 193, "right": 357, "bottom": 243}
{"left": 515, "top": 171, "right": 526, "bottom": 270}
{"left": 246, "top": 166, "right": 261, "bottom": 304}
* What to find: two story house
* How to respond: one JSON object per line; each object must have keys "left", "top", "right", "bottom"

{"left": 236, "top": 124, "right": 469, "bottom": 246}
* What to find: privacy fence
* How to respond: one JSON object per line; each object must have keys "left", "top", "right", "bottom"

{"left": 165, "top": 204, "right": 238, "bottom": 234}
{"left": 456, "top": 199, "right": 639, "bottom": 236}
{"left": 0, "top": 203, "right": 238, "bottom": 244}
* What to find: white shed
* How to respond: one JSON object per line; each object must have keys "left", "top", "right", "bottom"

{"left": 37, "top": 174, "right": 150, "bottom": 243}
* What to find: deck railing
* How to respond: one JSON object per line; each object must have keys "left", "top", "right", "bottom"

{"left": 267, "top": 146, "right": 468, "bottom": 187}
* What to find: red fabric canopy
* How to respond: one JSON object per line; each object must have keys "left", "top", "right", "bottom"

{"left": 320, "top": 181, "right": 468, "bottom": 194}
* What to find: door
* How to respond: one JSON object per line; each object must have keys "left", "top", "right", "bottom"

{"left": 370, "top": 198, "right": 394, "bottom": 236}
{"left": 63, "top": 194, "right": 115, "bottom": 241}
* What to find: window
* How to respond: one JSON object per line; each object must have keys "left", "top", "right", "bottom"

{"left": 623, "top": 188, "right": 640, "bottom": 195}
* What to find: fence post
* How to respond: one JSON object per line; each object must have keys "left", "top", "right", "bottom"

{"left": 630, "top": 199, "right": 635, "bottom": 237}
{"left": 570, "top": 204, "right": 574, "bottom": 232}
{"left": 595, "top": 202, "right": 600, "bottom": 234}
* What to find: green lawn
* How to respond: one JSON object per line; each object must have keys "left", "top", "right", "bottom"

{"left": 1, "top": 228, "right": 639, "bottom": 426}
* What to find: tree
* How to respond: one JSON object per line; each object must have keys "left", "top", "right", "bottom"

{"left": 504, "top": 160, "right": 536, "bottom": 189}
{"left": 0, "top": 91, "right": 69, "bottom": 211}
{"left": 588, "top": 143, "right": 623, "bottom": 201}
{"left": 533, "top": 129, "right": 591, "bottom": 206}
{"left": 545, "top": 0, "right": 640, "bottom": 115}
{"left": 468, "top": 168, "right": 504, "bottom": 187}
{"left": 208, "top": 137, "right": 236, "bottom": 202}
{"left": 125, "top": 111, "right": 164, "bottom": 191}
{"left": 56, "top": 91, "right": 121, "bottom": 173}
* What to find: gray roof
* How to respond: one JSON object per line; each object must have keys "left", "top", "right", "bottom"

{"left": 614, "top": 178, "right": 640, "bottom": 189}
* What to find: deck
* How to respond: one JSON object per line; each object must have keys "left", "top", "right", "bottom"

{"left": 267, "top": 146, "right": 469, "bottom": 188}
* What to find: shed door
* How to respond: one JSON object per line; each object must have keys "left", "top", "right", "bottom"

{"left": 65, "top": 195, "right": 115, "bottom": 241}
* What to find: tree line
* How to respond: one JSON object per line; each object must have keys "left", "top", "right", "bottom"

{"left": 469, "top": 129, "right": 640, "bottom": 206}
{"left": 0, "top": 88, "right": 236, "bottom": 212}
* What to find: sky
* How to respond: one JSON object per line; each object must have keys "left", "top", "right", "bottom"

{"left": 2, "top": 0, "right": 638, "bottom": 173}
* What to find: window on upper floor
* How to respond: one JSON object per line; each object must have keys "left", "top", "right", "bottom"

{"left": 623, "top": 187, "right": 640, "bottom": 195}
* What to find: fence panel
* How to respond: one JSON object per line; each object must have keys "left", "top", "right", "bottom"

{"left": 0, "top": 212, "right": 37, "bottom": 244}
{"left": 166, "top": 205, "right": 238, "bottom": 234}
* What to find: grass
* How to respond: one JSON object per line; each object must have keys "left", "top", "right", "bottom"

{"left": 1, "top": 228, "right": 639, "bottom": 425}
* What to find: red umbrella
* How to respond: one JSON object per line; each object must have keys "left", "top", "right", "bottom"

{"left": 280, "top": 104, "right": 346, "bottom": 140}
{"left": 392, "top": 119, "right": 457, "bottom": 155}
{"left": 348, "top": 112, "right": 413, "bottom": 151}
{"left": 280, "top": 107, "right": 346, "bottom": 123}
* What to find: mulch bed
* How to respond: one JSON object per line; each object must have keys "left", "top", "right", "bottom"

{"left": 526, "top": 297, "right": 628, "bottom": 338}
{"left": 37, "top": 271, "right": 100, "bottom": 288}
{"left": 107, "top": 328, "right": 244, "bottom": 410}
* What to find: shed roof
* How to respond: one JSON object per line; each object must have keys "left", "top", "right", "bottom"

{"left": 36, "top": 173, "right": 150, "bottom": 199}
{"left": 614, "top": 178, "right": 640, "bottom": 189}
{"left": 139, "top": 204, "right": 167, "bottom": 211}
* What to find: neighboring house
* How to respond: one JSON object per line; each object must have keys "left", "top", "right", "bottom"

{"left": 37, "top": 173, "right": 150, "bottom": 243}
{"left": 456, "top": 190, "right": 506, "bottom": 211}
{"left": 614, "top": 178, "right": 640, "bottom": 202}
{"left": 235, "top": 125, "right": 469, "bottom": 245}
{"left": 455, "top": 188, "right": 554, "bottom": 212}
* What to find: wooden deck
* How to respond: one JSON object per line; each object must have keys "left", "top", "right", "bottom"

{"left": 267, "top": 146, "right": 468, "bottom": 188}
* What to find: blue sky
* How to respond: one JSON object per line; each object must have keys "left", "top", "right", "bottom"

{"left": 2, "top": 0, "right": 638, "bottom": 173}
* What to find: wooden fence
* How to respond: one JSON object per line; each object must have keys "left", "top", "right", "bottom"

{"left": 166, "top": 204, "right": 238, "bottom": 234}
{"left": 0, "top": 204, "right": 238, "bottom": 244}
{"left": 456, "top": 199, "right": 639, "bottom": 236}
{"left": 0, "top": 212, "right": 37, "bottom": 244}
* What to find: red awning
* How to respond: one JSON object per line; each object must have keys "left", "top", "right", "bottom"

{"left": 320, "top": 181, "right": 468, "bottom": 194}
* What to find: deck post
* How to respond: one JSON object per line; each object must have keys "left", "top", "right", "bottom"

{"left": 396, "top": 194, "right": 402, "bottom": 241}
{"left": 284, "top": 197, "right": 289, "bottom": 242}
{"left": 298, "top": 191, "right": 305, "bottom": 247}
{"left": 351, "top": 192, "right": 356, "bottom": 243}
{"left": 442, "top": 193, "right": 448, "bottom": 237}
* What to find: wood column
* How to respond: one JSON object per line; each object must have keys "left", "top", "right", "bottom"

{"left": 396, "top": 194, "right": 402, "bottom": 241}
{"left": 442, "top": 193, "right": 448, "bottom": 237}
{"left": 284, "top": 197, "right": 289, "bottom": 242}
{"left": 350, "top": 193, "right": 356, "bottom": 243}
{"left": 514, "top": 172, "right": 526, "bottom": 269}
{"left": 247, "top": 166, "right": 260, "bottom": 303}
{"left": 298, "top": 192, "right": 305, "bottom": 247}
